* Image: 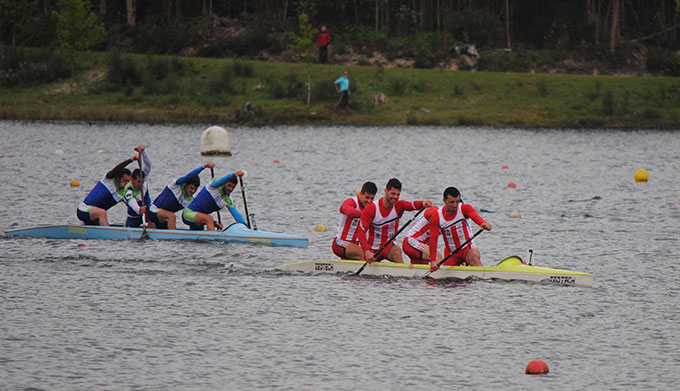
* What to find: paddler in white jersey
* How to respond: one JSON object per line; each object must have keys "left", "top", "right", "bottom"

{"left": 76, "top": 145, "right": 143, "bottom": 226}
{"left": 357, "top": 178, "right": 432, "bottom": 263}
{"left": 332, "top": 181, "right": 377, "bottom": 260}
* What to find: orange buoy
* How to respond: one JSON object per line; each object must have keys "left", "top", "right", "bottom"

{"left": 70, "top": 180, "right": 80, "bottom": 187}
{"left": 507, "top": 182, "right": 516, "bottom": 188}
{"left": 525, "top": 359, "right": 549, "bottom": 374}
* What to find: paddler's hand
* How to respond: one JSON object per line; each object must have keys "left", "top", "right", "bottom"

{"left": 364, "top": 250, "right": 376, "bottom": 263}
{"left": 429, "top": 263, "right": 440, "bottom": 272}
{"left": 422, "top": 200, "right": 432, "bottom": 208}
{"left": 481, "top": 222, "right": 492, "bottom": 231}
{"left": 215, "top": 222, "right": 224, "bottom": 230}
{"left": 204, "top": 161, "right": 216, "bottom": 169}
{"left": 135, "top": 145, "right": 145, "bottom": 153}
{"left": 131, "top": 152, "right": 140, "bottom": 161}
{"left": 139, "top": 205, "right": 147, "bottom": 214}
{"left": 235, "top": 170, "right": 245, "bottom": 178}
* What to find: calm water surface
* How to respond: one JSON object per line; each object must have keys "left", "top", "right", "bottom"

{"left": 1, "top": 122, "right": 679, "bottom": 390}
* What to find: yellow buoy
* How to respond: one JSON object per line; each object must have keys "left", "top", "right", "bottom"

{"left": 70, "top": 180, "right": 80, "bottom": 187}
{"left": 509, "top": 211, "right": 521, "bottom": 218}
{"left": 314, "top": 224, "right": 327, "bottom": 232}
{"left": 634, "top": 168, "right": 649, "bottom": 182}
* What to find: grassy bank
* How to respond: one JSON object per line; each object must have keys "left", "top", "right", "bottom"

{"left": 1, "top": 51, "right": 679, "bottom": 128}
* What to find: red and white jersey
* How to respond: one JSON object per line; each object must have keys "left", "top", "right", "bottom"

{"left": 405, "top": 206, "right": 438, "bottom": 243}
{"left": 335, "top": 196, "right": 363, "bottom": 242}
{"left": 438, "top": 204, "right": 474, "bottom": 251}
{"left": 365, "top": 199, "right": 400, "bottom": 250}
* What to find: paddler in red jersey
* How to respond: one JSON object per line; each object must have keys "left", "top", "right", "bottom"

{"left": 415, "top": 187, "right": 492, "bottom": 271}
{"left": 358, "top": 178, "right": 432, "bottom": 263}
{"left": 332, "top": 181, "right": 377, "bottom": 260}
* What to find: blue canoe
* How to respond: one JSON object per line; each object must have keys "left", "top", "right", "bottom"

{"left": 3, "top": 222, "right": 308, "bottom": 248}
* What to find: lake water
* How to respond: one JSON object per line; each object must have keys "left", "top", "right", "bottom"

{"left": 1, "top": 122, "right": 679, "bottom": 390}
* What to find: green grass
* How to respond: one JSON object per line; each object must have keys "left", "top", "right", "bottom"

{"left": 1, "top": 51, "right": 680, "bottom": 128}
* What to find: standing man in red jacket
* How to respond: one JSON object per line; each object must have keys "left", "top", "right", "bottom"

{"left": 316, "top": 26, "right": 331, "bottom": 64}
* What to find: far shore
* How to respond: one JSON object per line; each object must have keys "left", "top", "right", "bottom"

{"left": 2, "top": 53, "right": 679, "bottom": 129}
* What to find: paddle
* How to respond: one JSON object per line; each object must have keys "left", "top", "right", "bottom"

{"left": 423, "top": 228, "right": 484, "bottom": 278}
{"left": 354, "top": 207, "right": 425, "bottom": 276}
{"left": 136, "top": 148, "right": 149, "bottom": 240}
{"left": 239, "top": 175, "right": 253, "bottom": 229}
{"left": 210, "top": 167, "right": 222, "bottom": 228}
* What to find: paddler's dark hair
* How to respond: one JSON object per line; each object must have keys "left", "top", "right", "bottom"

{"left": 443, "top": 187, "right": 461, "bottom": 199}
{"left": 186, "top": 175, "right": 200, "bottom": 187}
{"left": 361, "top": 181, "right": 377, "bottom": 195}
{"left": 131, "top": 168, "right": 146, "bottom": 180}
{"left": 386, "top": 178, "right": 401, "bottom": 191}
{"left": 227, "top": 174, "right": 238, "bottom": 185}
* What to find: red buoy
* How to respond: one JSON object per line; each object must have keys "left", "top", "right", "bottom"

{"left": 77, "top": 243, "right": 86, "bottom": 247}
{"left": 502, "top": 165, "right": 509, "bottom": 169}
{"left": 273, "top": 159, "right": 280, "bottom": 163}
{"left": 507, "top": 182, "right": 517, "bottom": 188}
{"left": 525, "top": 359, "right": 549, "bottom": 374}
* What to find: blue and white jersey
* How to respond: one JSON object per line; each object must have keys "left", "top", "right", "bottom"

{"left": 80, "top": 176, "right": 127, "bottom": 211}
{"left": 186, "top": 172, "right": 247, "bottom": 225}
{"left": 151, "top": 166, "right": 204, "bottom": 213}
{"left": 123, "top": 150, "right": 152, "bottom": 218}
{"left": 124, "top": 182, "right": 152, "bottom": 217}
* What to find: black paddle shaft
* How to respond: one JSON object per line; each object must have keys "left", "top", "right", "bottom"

{"left": 435, "top": 228, "right": 484, "bottom": 268}
{"left": 210, "top": 168, "right": 222, "bottom": 226}
{"left": 354, "top": 207, "right": 425, "bottom": 276}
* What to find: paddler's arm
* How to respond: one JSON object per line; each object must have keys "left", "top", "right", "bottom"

{"left": 139, "top": 147, "right": 151, "bottom": 176}
{"left": 462, "top": 204, "right": 492, "bottom": 231}
{"left": 358, "top": 204, "right": 376, "bottom": 262}
{"left": 227, "top": 205, "right": 248, "bottom": 226}
{"left": 105, "top": 158, "right": 134, "bottom": 179}
{"left": 339, "top": 198, "right": 362, "bottom": 218}
{"left": 124, "top": 188, "right": 146, "bottom": 214}
{"left": 210, "top": 170, "right": 244, "bottom": 188}
{"left": 177, "top": 165, "right": 208, "bottom": 185}
{"left": 428, "top": 210, "right": 441, "bottom": 272}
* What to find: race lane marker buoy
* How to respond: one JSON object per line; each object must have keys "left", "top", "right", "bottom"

{"left": 508, "top": 182, "right": 517, "bottom": 188}
{"left": 509, "top": 211, "right": 521, "bottom": 218}
{"left": 201, "top": 126, "right": 232, "bottom": 156}
{"left": 70, "top": 180, "right": 80, "bottom": 187}
{"left": 315, "top": 224, "right": 327, "bottom": 232}
{"left": 502, "top": 165, "right": 509, "bottom": 169}
{"left": 525, "top": 359, "right": 549, "bottom": 374}
{"left": 77, "top": 243, "right": 86, "bottom": 247}
{"left": 634, "top": 168, "right": 649, "bottom": 183}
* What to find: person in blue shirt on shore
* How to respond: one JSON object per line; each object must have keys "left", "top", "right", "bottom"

{"left": 123, "top": 147, "right": 152, "bottom": 227}
{"left": 148, "top": 161, "right": 216, "bottom": 229}
{"left": 182, "top": 170, "right": 246, "bottom": 231}
{"left": 334, "top": 71, "right": 350, "bottom": 113}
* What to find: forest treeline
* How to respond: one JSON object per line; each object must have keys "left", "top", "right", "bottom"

{"left": 1, "top": 0, "right": 680, "bottom": 76}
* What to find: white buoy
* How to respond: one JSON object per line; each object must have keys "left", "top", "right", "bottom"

{"left": 201, "top": 126, "right": 232, "bottom": 156}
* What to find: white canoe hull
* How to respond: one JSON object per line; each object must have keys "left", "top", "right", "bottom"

{"left": 270, "top": 256, "right": 593, "bottom": 287}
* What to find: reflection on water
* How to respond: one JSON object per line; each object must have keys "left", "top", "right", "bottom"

{"left": 1, "top": 122, "right": 680, "bottom": 390}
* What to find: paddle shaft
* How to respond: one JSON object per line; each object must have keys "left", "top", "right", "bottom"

{"left": 425, "top": 228, "right": 484, "bottom": 277}
{"left": 136, "top": 152, "right": 148, "bottom": 235}
{"left": 354, "top": 207, "right": 425, "bottom": 276}
{"left": 239, "top": 176, "right": 252, "bottom": 229}
{"left": 210, "top": 168, "right": 222, "bottom": 226}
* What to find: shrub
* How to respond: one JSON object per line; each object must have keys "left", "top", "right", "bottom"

{"left": 602, "top": 90, "right": 615, "bottom": 116}
{"left": 535, "top": 78, "right": 550, "bottom": 97}
{"left": 0, "top": 47, "right": 70, "bottom": 87}
{"left": 232, "top": 59, "right": 254, "bottom": 77}
{"left": 388, "top": 76, "right": 409, "bottom": 96}
{"left": 445, "top": 8, "right": 504, "bottom": 48}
